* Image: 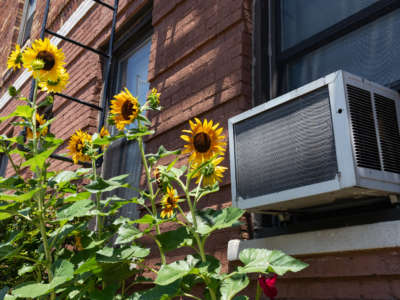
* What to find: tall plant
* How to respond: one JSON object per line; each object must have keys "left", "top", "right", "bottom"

{"left": 0, "top": 39, "right": 307, "bottom": 300}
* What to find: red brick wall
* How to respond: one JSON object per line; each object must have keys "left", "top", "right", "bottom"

{"left": 0, "top": 1, "right": 399, "bottom": 299}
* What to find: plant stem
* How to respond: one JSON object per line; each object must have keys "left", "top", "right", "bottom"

{"left": 31, "top": 80, "right": 55, "bottom": 300}
{"left": 183, "top": 293, "right": 202, "bottom": 300}
{"left": 255, "top": 279, "right": 262, "bottom": 300}
{"left": 92, "top": 158, "right": 103, "bottom": 239}
{"left": 5, "top": 152, "right": 19, "bottom": 175}
{"left": 137, "top": 133, "right": 166, "bottom": 265}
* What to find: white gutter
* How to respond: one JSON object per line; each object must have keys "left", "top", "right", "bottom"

{"left": 0, "top": 0, "right": 96, "bottom": 111}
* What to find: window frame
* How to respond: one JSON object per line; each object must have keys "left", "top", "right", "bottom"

{"left": 17, "top": 0, "right": 37, "bottom": 46}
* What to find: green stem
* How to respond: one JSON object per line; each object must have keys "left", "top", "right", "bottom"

{"left": 31, "top": 80, "right": 55, "bottom": 300}
{"left": 5, "top": 152, "right": 19, "bottom": 175}
{"left": 255, "top": 278, "right": 262, "bottom": 300}
{"left": 92, "top": 158, "right": 102, "bottom": 239}
{"left": 137, "top": 133, "right": 166, "bottom": 265}
{"left": 183, "top": 293, "right": 202, "bottom": 300}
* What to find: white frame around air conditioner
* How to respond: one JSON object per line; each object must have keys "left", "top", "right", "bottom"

{"left": 229, "top": 70, "right": 400, "bottom": 211}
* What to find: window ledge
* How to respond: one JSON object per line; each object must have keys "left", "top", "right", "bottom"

{"left": 227, "top": 220, "right": 400, "bottom": 261}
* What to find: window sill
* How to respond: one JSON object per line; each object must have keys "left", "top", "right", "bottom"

{"left": 227, "top": 219, "right": 400, "bottom": 261}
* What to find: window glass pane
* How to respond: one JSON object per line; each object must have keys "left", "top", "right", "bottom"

{"left": 285, "top": 9, "right": 400, "bottom": 92}
{"left": 281, "top": 0, "right": 377, "bottom": 50}
{"left": 27, "top": 0, "right": 36, "bottom": 18}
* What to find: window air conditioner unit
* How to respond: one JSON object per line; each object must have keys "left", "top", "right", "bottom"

{"left": 229, "top": 70, "right": 400, "bottom": 212}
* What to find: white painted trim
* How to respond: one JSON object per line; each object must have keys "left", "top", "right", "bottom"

{"left": 0, "top": 0, "right": 96, "bottom": 111}
{"left": 227, "top": 220, "right": 400, "bottom": 260}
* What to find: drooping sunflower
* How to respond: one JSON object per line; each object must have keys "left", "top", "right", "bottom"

{"left": 7, "top": 44, "right": 22, "bottom": 71}
{"left": 26, "top": 113, "right": 48, "bottom": 140}
{"left": 192, "top": 156, "right": 227, "bottom": 187}
{"left": 67, "top": 129, "right": 92, "bottom": 164}
{"left": 38, "top": 67, "right": 69, "bottom": 93}
{"left": 181, "top": 118, "right": 226, "bottom": 164}
{"left": 22, "top": 38, "right": 65, "bottom": 81}
{"left": 160, "top": 186, "right": 179, "bottom": 219}
{"left": 110, "top": 88, "right": 140, "bottom": 131}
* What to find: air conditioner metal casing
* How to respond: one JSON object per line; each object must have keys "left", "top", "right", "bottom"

{"left": 229, "top": 71, "right": 400, "bottom": 212}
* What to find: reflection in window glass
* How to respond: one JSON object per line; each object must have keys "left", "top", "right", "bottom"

{"left": 286, "top": 9, "right": 400, "bottom": 92}
{"left": 281, "top": 0, "right": 377, "bottom": 50}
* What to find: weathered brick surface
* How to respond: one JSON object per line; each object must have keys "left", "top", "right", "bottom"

{"left": 0, "top": 1, "right": 398, "bottom": 299}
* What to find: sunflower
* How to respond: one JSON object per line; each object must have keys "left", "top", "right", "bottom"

{"left": 110, "top": 88, "right": 140, "bottom": 131}
{"left": 160, "top": 186, "right": 179, "bottom": 219}
{"left": 67, "top": 129, "right": 92, "bottom": 164}
{"left": 181, "top": 118, "right": 226, "bottom": 164}
{"left": 38, "top": 67, "right": 69, "bottom": 93}
{"left": 22, "top": 38, "right": 65, "bottom": 81}
{"left": 7, "top": 44, "right": 22, "bottom": 70}
{"left": 192, "top": 156, "right": 227, "bottom": 187}
{"left": 26, "top": 113, "right": 48, "bottom": 140}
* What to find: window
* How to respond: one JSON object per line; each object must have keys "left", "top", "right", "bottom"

{"left": 102, "top": 37, "right": 152, "bottom": 220}
{"left": 254, "top": 0, "right": 400, "bottom": 104}
{"left": 18, "top": 0, "right": 37, "bottom": 45}
{"left": 252, "top": 0, "right": 400, "bottom": 237}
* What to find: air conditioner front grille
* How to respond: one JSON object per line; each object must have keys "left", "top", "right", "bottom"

{"left": 233, "top": 87, "right": 338, "bottom": 200}
{"left": 347, "top": 85, "right": 381, "bottom": 170}
{"left": 374, "top": 94, "right": 400, "bottom": 174}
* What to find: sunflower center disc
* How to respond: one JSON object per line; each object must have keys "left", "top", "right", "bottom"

{"left": 36, "top": 51, "right": 55, "bottom": 71}
{"left": 193, "top": 132, "right": 211, "bottom": 153}
{"left": 121, "top": 101, "right": 134, "bottom": 120}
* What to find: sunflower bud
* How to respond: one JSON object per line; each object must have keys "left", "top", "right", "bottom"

{"left": 8, "top": 86, "right": 18, "bottom": 97}
{"left": 32, "top": 58, "right": 45, "bottom": 71}
{"left": 147, "top": 88, "right": 161, "bottom": 110}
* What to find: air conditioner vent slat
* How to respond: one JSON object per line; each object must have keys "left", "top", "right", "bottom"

{"left": 374, "top": 94, "right": 400, "bottom": 174}
{"left": 347, "top": 85, "right": 381, "bottom": 170}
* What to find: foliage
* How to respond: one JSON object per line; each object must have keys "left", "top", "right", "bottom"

{"left": 0, "top": 40, "right": 307, "bottom": 299}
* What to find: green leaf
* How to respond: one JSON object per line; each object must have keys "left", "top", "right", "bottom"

{"left": 53, "top": 259, "right": 74, "bottom": 279}
{"left": 75, "top": 256, "right": 101, "bottom": 275}
{"left": 220, "top": 274, "right": 249, "bottom": 300}
{"left": 233, "top": 296, "right": 249, "bottom": 300}
{"left": 128, "top": 280, "right": 182, "bottom": 300}
{"left": 132, "top": 214, "right": 156, "bottom": 225}
{"left": 155, "top": 255, "right": 200, "bottom": 286}
{"left": 56, "top": 199, "right": 95, "bottom": 220}
{"left": 21, "top": 144, "right": 60, "bottom": 172}
{"left": 187, "top": 207, "right": 244, "bottom": 236}
{"left": 0, "top": 188, "right": 39, "bottom": 203}
{"left": 115, "top": 223, "right": 143, "bottom": 245}
{"left": 96, "top": 245, "right": 149, "bottom": 263}
{"left": 238, "top": 248, "right": 308, "bottom": 276}
{"left": 17, "top": 265, "right": 35, "bottom": 276}
{"left": 64, "top": 191, "right": 91, "bottom": 203}
{"left": 157, "top": 227, "right": 194, "bottom": 252}
{"left": 53, "top": 171, "right": 78, "bottom": 185}
{"left": 146, "top": 145, "right": 181, "bottom": 165}
{"left": 0, "top": 105, "right": 33, "bottom": 122}
{"left": 85, "top": 175, "right": 129, "bottom": 193}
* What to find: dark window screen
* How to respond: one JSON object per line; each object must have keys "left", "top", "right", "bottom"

{"left": 234, "top": 87, "right": 338, "bottom": 200}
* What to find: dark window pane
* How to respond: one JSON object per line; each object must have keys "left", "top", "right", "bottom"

{"left": 281, "top": 0, "right": 377, "bottom": 50}
{"left": 285, "top": 9, "right": 400, "bottom": 91}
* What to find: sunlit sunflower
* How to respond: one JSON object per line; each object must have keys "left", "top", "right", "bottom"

{"left": 110, "top": 88, "right": 140, "bottom": 131}
{"left": 147, "top": 88, "right": 161, "bottom": 109}
{"left": 38, "top": 67, "right": 69, "bottom": 93}
{"left": 192, "top": 156, "right": 227, "bottom": 187}
{"left": 7, "top": 44, "right": 22, "bottom": 70}
{"left": 160, "top": 186, "right": 179, "bottom": 219}
{"left": 67, "top": 129, "right": 92, "bottom": 164}
{"left": 26, "top": 113, "right": 48, "bottom": 140}
{"left": 22, "top": 38, "right": 65, "bottom": 81}
{"left": 181, "top": 118, "right": 226, "bottom": 164}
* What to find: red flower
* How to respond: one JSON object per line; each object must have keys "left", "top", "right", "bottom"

{"left": 258, "top": 274, "right": 278, "bottom": 300}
